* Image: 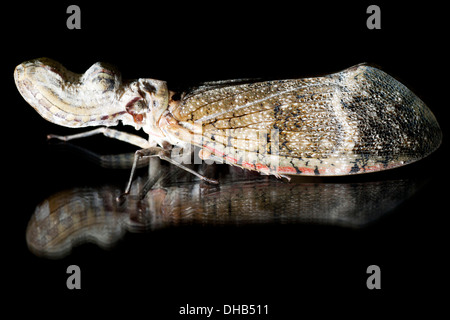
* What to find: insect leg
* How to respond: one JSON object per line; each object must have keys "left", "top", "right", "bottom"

{"left": 51, "top": 142, "right": 151, "bottom": 169}
{"left": 118, "top": 147, "right": 219, "bottom": 202}
{"left": 158, "top": 153, "right": 219, "bottom": 185}
{"left": 47, "top": 127, "right": 151, "bottom": 148}
{"left": 137, "top": 158, "right": 180, "bottom": 199}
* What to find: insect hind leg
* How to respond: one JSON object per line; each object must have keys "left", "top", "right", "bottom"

{"left": 117, "top": 147, "right": 218, "bottom": 203}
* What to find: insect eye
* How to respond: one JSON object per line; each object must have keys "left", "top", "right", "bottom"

{"left": 135, "top": 100, "right": 147, "bottom": 112}
{"left": 125, "top": 98, "right": 147, "bottom": 124}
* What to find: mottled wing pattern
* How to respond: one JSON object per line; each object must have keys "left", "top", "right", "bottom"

{"left": 171, "top": 65, "right": 441, "bottom": 176}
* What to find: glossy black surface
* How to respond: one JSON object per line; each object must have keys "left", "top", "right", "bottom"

{"left": 3, "top": 2, "right": 448, "bottom": 317}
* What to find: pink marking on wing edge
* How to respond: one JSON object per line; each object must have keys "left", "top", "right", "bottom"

{"left": 255, "top": 164, "right": 270, "bottom": 172}
{"left": 277, "top": 166, "right": 298, "bottom": 174}
{"left": 203, "top": 145, "right": 240, "bottom": 163}
{"left": 300, "top": 167, "right": 316, "bottom": 174}
{"left": 242, "top": 161, "right": 255, "bottom": 170}
{"left": 225, "top": 156, "right": 238, "bottom": 164}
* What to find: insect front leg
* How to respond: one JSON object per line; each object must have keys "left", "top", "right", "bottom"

{"left": 118, "top": 146, "right": 219, "bottom": 202}
{"left": 48, "top": 127, "right": 151, "bottom": 149}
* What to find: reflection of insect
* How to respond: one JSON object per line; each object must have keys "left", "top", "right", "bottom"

{"left": 15, "top": 58, "right": 441, "bottom": 196}
{"left": 26, "top": 165, "right": 421, "bottom": 258}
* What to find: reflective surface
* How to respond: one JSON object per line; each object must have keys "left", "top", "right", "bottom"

{"left": 5, "top": 3, "right": 448, "bottom": 316}
{"left": 26, "top": 149, "right": 428, "bottom": 258}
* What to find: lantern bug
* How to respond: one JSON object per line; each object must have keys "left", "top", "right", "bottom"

{"left": 14, "top": 58, "right": 442, "bottom": 198}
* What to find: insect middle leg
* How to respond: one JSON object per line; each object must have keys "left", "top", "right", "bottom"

{"left": 47, "top": 127, "right": 151, "bottom": 149}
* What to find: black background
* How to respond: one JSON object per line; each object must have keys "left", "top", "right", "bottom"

{"left": 3, "top": 1, "right": 448, "bottom": 317}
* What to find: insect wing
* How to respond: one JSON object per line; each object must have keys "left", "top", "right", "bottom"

{"left": 172, "top": 65, "right": 442, "bottom": 176}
